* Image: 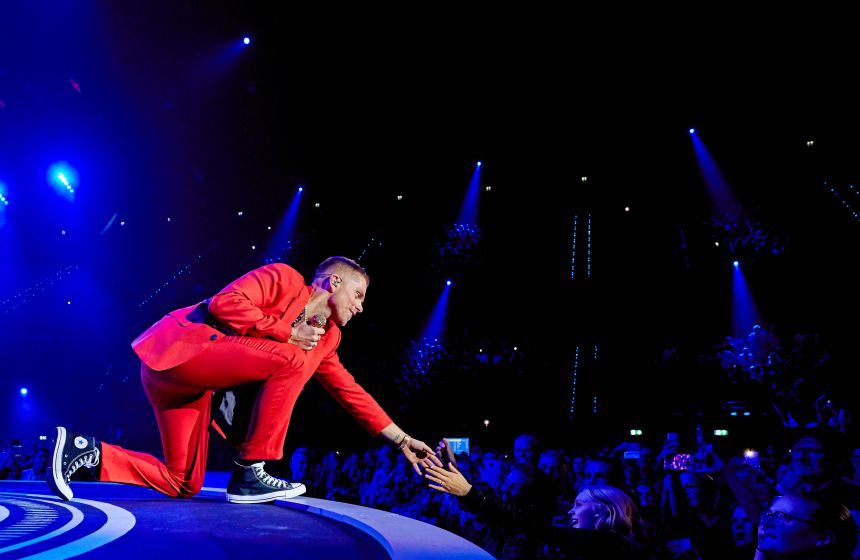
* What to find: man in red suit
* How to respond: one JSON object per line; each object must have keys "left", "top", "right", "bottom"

{"left": 47, "top": 256, "right": 439, "bottom": 503}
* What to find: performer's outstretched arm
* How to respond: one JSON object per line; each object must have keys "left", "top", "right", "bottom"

{"left": 379, "top": 423, "right": 442, "bottom": 475}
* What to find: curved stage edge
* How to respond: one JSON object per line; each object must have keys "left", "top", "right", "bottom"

{"left": 0, "top": 479, "right": 493, "bottom": 559}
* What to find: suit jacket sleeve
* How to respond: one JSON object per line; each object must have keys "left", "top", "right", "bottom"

{"left": 207, "top": 263, "right": 303, "bottom": 343}
{"left": 314, "top": 328, "right": 393, "bottom": 436}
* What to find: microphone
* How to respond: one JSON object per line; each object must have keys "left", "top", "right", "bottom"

{"left": 307, "top": 314, "right": 327, "bottom": 328}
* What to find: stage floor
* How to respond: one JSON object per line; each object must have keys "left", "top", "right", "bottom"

{"left": 0, "top": 479, "right": 493, "bottom": 559}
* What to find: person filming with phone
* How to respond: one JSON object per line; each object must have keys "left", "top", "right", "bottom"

{"left": 657, "top": 430, "right": 740, "bottom": 559}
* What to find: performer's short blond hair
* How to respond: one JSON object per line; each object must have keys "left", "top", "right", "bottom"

{"left": 313, "top": 256, "right": 369, "bottom": 285}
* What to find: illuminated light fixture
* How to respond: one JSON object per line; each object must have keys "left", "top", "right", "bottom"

{"left": 48, "top": 162, "right": 79, "bottom": 199}
{"left": 58, "top": 173, "right": 74, "bottom": 193}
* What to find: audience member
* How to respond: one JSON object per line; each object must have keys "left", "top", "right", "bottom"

{"left": 756, "top": 492, "right": 856, "bottom": 560}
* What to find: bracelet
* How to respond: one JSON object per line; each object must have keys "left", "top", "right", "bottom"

{"left": 397, "top": 434, "right": 411, "bottom": 451}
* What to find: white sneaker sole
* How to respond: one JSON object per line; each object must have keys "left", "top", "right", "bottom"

{"left": 46, "top": 426, "right": 73, "bottom": 501}
{"left": 226, "top": 484, "right": 306, "bottom": 504}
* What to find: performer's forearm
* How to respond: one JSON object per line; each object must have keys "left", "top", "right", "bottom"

{"left": 379, "top": 423, "right": 409, "bottom": 448}
{"left": 378, "top": 423, "right": 440, "bottom": 471}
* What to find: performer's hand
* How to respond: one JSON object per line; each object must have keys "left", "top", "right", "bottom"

{"left": 425, "top": 463, "right": 472, "bottom": 497}
{"left": 289, "top": 322, "right": 325, "bottom": 351}
{"left": 402, "top": 437, "right": 443, "bottom": 475}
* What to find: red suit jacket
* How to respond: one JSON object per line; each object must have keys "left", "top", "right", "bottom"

{"left": 131, "top": 263, "right": 392, "bottom": 436}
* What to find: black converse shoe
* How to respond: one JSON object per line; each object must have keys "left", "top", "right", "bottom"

{"left": 226, "top": 461, "right": 306, "bottom": 504}
{"left": 46, "top": 426, "right": 101, "bottom": 501}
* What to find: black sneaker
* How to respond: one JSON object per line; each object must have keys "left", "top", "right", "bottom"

{"left": 226, "top": 461, "right": 306, "bottom": 504}
{"left": 46, "top": 426, "right": 101, "bottom": 501}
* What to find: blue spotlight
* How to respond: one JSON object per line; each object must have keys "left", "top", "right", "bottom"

{"left": 689, "top": 128, "right": 696, "bottom": 134}
{"left": 243, "top": 36, "right": 251, "bottom": 45}
{"left": 20, "top": 387, "right": 28, "bottom": 396}
{"left": 732, "top": 260, "right": 761, "bottom": 341}
{"left": 420, "top": 280, "right": 452, "bottom": 341}
{"left": 457, "top": 163, "right": 482, "bottom": 225}
{"left": 263, "top": 186, "right": 303, "bottom": 261}
{"left": 58, "top": 173, "right": 74, "bottom": 192}
{"left": 733, "top": 260, "right": 739, "bottom": 267}
{"left": 47, "top": 161, "right": 78, "bottom": 200}
{"left": 0, "top": 181, "right": 7, "bottom": 227}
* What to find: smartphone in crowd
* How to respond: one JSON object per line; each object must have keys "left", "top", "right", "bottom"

{"left": 743, "top": 449, "right": 761, "bottom": 470}
{"left": 445, "top": 437, "right": 470, "bottom": 456}
{"left": 664, "top": 453, "right": 694, "bottom": 471}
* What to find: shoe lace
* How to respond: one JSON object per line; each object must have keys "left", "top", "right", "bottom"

{"left": 65, "top": 446, "right": 100, "bottom": 482}
{"left": 252, "top": 464, "right": 292, "bottom": 489}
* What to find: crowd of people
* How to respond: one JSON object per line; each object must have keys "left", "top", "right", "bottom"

{"left": 0, "top": 439, "right": 49, "bottom": 481}
{"left": 233, "top": 426, "right": 860, "bottom": 559}
{"left": 707, "top": 324, "right": 850, "bottom": 433}
{"left": 6, "top": 412, "right": 860, "bottom": 558}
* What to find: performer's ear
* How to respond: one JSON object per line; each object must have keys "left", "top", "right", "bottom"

{"left": 330, "top": 275, "right": 341, "bottom": 290}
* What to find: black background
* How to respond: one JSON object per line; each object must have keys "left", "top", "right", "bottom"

{"left": 2, "top": 5, "right": 859, "bottom": 459}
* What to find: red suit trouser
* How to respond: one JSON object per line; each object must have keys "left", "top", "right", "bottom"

{"left": 100, "top": 335, "right": 312, "bottom": 497}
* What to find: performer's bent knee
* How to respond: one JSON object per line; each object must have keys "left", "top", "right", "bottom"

{"left": 173, "top": 478, "right": 204, "bottom": 498}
